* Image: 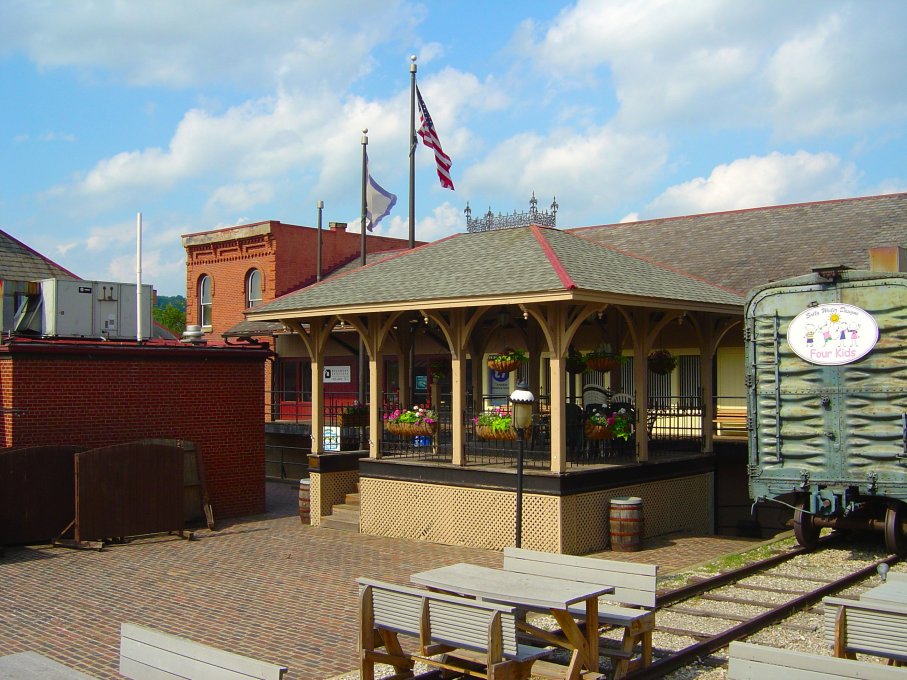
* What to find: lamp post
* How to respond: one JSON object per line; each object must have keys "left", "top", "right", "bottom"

{"left": 510, "top": 380, "right": 535, "bottom": 548}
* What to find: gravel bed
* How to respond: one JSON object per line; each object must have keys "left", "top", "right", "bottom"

{"left": 329, "top": 537, "right": 902, "bottom": 679}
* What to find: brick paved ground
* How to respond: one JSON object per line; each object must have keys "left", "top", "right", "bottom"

{"left": 0, "top": 482, "right": 766, "bottom": 679}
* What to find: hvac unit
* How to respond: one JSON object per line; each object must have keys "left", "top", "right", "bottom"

{"left": 40, "top": 279, "right": 153, "bottom": 339}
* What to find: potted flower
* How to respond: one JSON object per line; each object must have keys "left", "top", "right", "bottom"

{"left": 585, "top": 343, "right": 624, "bottom": 373}
{"left": 429, "top": 361, "right": 448, "bottom": 381}
{"left": 566, "top": 347, "right": 586, "bottom": 375}
{"left": 338, "top": 400, "right": 367, "bottom": 427}
{"left": 487, "top": 347, "right": 527, "bottom": 373}
{"left": 474, "top": 406, "right": 531, "bottom": 441}
{"left": 384, "top": 406, "right": 438, "bottom": 437}
{"left": 584, "top": 406, "right": 634, "bottom": 441}
{"left": 647, "top": 349, "right": 677, "bottom": 375}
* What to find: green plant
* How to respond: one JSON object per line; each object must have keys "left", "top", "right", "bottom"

{"left": 584, "top": 343, "right": 625, "bottom": 362}
{"left": 429, "top": 361, "right": 447, "bottom": 381}
{"left": 342, "top": 401, "right": 367, "bottom": 416}
{"left": 566, "top": 347, "right": 586, "bottom": 374}
{"left": 648, "top": 349, "right": 677, "bottom": 374}
{"left": 474, "top": 406, "right": 514, "bottom": 434}
{"left": 586, "top": 406, "right": 634, "bottom": 440}
{"left": 384, "top": 406, "right": 437, "bottom": 425}
{"left": 489, "top": 346, "right": 527, "bottom": 363}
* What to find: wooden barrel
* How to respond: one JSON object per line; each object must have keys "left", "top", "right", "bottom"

{"left": 299, "top": 479, "right": 311, "bottom": 525}
{"left": 609, "top": 496, "right": 643, "bottom": 552}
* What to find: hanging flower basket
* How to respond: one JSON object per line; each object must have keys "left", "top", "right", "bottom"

{"left": 487, "top": 347, "right": 526, "bottom": 373}
{"left": 387, "top": 421, "right": 436, "bottom": 437}
{"left": 586, "top": 356, "right": 621, "bottom": 373}
{"left": 566, "top": 349, "right": 586, "bottom": 375}
{"left": 475, "top": 424, "right": 532, "bottom": 441}
{"left": 584, "top": 422, "right": 615, "bottom": 440}
{"left": 487, "top": 357, "right": 521, "bottom": 373}
{"left": 338, "top": 413, "right": 368, "bottom": 427}
{"left": 648, "top": 349, "right": 677, "bottom": 375}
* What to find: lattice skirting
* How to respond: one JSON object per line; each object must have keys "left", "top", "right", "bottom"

{"left": 359, "top": 473, "right": 714, "bottom": 554}
{"left": 309, "top": 470, "right": 359, "bottom": 526}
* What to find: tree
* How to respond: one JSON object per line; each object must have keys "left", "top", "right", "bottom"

{"left": 153, "top": 304, "right": 186, "bottom": 337}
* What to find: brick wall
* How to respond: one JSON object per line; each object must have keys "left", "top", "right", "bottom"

{"left": 0, "top": 341, "right": 268, "bottom": 519}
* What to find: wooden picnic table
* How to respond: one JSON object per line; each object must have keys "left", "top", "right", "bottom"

{"left": 411, "top": 562, "right": 613, "bottom": 679}
{"left": 861, "top": 572, "right": 907, "bottom": 605}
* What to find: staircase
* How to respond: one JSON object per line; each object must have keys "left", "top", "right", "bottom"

{"left": 320, "top": 491, "right": 360, "bottom": 532}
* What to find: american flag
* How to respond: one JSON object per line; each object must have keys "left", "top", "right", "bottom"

{"left": 416, "top": 86, "right": 454, "bottom": 190}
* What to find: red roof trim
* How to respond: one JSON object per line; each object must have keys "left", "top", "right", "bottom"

{"left": 531, "top": 225, "right": 576, "bottom": 290}
{"left": 0, "top": 229, "right": 81, "bottom": 280}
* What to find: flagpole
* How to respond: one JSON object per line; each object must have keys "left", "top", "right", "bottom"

{"left": 316, "top": 200, "right": 324, "bottom": 281}
{"left": 360, "top": 128, "right": 368, "bottom": 267}
{"left": 408, "top": 55, "right": 417, "bottom": 249}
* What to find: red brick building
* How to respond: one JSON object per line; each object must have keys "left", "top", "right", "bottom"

{"left": 0, "top": 339, "right": 268, "bottom": 518}
{"left": 181, "top": 220, "right": 411, "bottom": 339}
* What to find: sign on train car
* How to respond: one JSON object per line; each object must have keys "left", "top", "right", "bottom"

{"left": 745, "top": 266, "right": 907, "bottom": 553}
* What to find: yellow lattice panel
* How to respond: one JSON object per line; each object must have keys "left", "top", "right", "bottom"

{"left": 561, "top": 473, "right": 714, "bottom": 554}
{"left": 360, "top": 478, "right": 561, "bottom": 552}
{"left": 309, "top": 470, "right": 359, "bottom": 526}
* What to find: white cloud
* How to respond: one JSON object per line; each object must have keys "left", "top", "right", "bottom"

{"left": 640, "top": 150, "right": 859, "bottom": 218}
{"left": 461, "top": 124, "right": 668, "bottom": 224}
{"left": 1, "top": 1, "right": 416, "bottom": 92}
{"left": 524, "top": 0, "right": 907, "bottom": 136}
{"left": 206, "top": 182, "right": 275, "bottom": 214}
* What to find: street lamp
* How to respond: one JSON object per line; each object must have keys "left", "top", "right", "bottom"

{"left": 510, "top": 380, "right": 535, "bottom": 548}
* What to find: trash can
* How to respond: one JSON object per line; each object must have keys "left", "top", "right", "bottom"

{"left": 609, "top": 496, "right": 643, "bottom": 552}
{"left": 299, "top": 479, "right": 311, "bottom": 525}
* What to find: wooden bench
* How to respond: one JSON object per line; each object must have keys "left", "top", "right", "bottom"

{"left": 119, "top": 623, "right": 287, "bottom": 680}
{"left": 713, "top": 405, "right": 748, "bottom": 440}
{"left": 823, "top": 595, "right": 907, "bottom": 665}
{"left": 358, "top": 577, "right": 551, "bottom": 680}
{"left": 728, "top": 641, "right": 906, "bottom": 678}
{"left": 503, "top": 547, "right": 657, "bottom": 678}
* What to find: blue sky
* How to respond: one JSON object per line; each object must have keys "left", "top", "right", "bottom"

{"left": 2, "top": 1, "right": 905, "bottom": 295}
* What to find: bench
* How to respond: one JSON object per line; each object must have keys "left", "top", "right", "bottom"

{"left": 358, "top": 577, "right": 550, "bottom": 680}
{"left": 119, "top": 623, "right": 287, "bottom": 680}
{"left": 503, "top": 547, "right": 657, "bottom": 678}
{"left": 728, "top": 641, "right": 906, "bottom": 679}
{"left": 713, "top": 405, "right": 748, "bottom": 440}
{"left": 823, "top": 596, "right": 907, "bottom": 664}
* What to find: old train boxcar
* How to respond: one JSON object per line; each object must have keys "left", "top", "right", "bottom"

{"left": 746, "top": 266, "right": 907, "bottom": 553}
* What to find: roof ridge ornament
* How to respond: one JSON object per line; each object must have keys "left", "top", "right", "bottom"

{"left": 465, "top": 195, "right": 558, "bottom": 232}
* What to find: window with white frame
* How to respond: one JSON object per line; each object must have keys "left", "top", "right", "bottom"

{"left": 246, "top": 269, "right": 262, "bottom": 308}
{"left": 198, "top": 275, "right": 212, "bottom": 328}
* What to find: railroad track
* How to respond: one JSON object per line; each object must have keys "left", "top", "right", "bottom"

{"left": 624, "top": 535, "right": 901, "bottom": 679}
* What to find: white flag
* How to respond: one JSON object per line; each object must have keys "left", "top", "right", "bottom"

{"left": 363, "top": 152, "right": 397, "bottom": 231}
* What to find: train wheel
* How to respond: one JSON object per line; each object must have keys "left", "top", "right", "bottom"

{"left": 794, "top": 501, "right": 819, "bottom": 549}
{"left": 884, "top": 502, "right": 907, "bottom": 555}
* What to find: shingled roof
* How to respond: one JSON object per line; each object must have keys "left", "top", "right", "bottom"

{"left": 0, "top": 229, "right": 79, "bottom": 281}
{"left": 571, "top": 193, "right": 907, "bottom": 295}
{"left": 247, "top": 225, "right": 742, "bottom": 321}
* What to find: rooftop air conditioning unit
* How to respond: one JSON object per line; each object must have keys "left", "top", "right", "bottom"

{"left": 40, "top": 279, "right": 153, "bottom": 339}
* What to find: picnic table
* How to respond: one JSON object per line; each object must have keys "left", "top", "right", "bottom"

{"left": 861, "top": 572, "right": 907, "bottom": 605}
{"left": 411, "top": 562, "right": 613, "bottom": 679}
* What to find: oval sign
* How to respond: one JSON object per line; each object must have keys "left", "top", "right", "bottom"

{"left": 787, "top": 303, "right": 879, "bottom": 365}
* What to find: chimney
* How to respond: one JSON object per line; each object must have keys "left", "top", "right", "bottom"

{"left": 329, "top": 222, "right": 347, "bottom": 233}
{"left": 869, "top": 246, "right": 907, "bottom": 272}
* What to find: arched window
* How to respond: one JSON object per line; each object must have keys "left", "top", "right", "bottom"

{"left": 198, "top": 275, "right": 212, "bottom": 328}
{"left": 246, "top": 269, "right": 262, "bottom": 308}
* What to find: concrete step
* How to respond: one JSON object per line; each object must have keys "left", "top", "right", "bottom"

{"left": 345, "top": 492, "right": 360, "bottom": 506}
{"left": 330, "top": 504, "right": 361, "bottom": 522}
{"left": 320, "top": 515, "right": 359, "bottom": 532}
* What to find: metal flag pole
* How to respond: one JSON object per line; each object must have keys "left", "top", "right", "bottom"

{"left": 360, "top": 128, "right": 368, "bottom": 266}
{"left": 136, "top": 211, "right": 143, "bottom": 342}
{"left": 408, "top": 55, "right": 417, "bottom": 249}
{"left": 316, "top": 200, "right": 324, "bottom": 281}
{"left": 358, "top": 130, "right": 368, "bottom": 417}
